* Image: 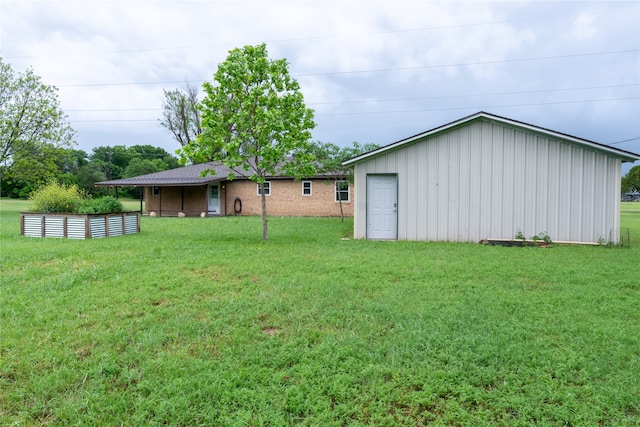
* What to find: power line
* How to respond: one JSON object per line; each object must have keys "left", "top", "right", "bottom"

{"left": 294, "top": 50, "right": 639, "bottom": 77}
{"left": 67, "top": 108, "right": 161, "bottom": 112}
{"left": 54, "top": 49, "right": 639, "bottom": 88}
{"left": 68, "top": 96, "right": 639, "bottom": 122}
{"left": 608, "top": 137, "right": 640, "bottom": 145}
{"left": 308, "top": 83, "right": 640, "bottom": 106}
{"left": 314, "top": 97, "right": 640, "bottom": 116}
{"left": 5, "top": 6, "right": 636, "bottom": 60}
{"left": 64, "top": 83, "right": 639, "bottom": 112}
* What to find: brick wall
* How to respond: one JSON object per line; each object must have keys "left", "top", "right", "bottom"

{"left": 144, "top": 179, "right": 353, "bottom": 217}
{"left": 224, "top": 179, "right": 353, "bottom": 217}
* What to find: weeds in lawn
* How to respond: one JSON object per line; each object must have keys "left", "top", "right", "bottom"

{"left": 1, "top": 199, "right": 639, "bottom": 425}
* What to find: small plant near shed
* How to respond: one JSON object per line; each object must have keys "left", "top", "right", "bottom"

{"left": 532, "top": 231, "right": 552, "bottom": 245}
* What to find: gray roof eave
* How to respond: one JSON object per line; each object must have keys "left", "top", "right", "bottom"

{"left": 94, "top": 177, "right": 224, "bottom": 187}
{"left": 94, "top": 159, "right": 348, "bottom": 187}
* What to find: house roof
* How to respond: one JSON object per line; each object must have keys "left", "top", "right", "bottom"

{"left": 95, "top": 162, "right": 229, "bottom": 187}
{"left": 343, "top": 111, "right": 640, "bottom": 165}
{"left": 95, "top": 161, "right": 342, "bottom": 187}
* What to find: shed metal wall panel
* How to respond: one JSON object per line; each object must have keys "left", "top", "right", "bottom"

{"left": 353, "top": 120, "right": 623, "bottom": 243}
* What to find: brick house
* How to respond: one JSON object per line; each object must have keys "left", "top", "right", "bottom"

{"left": 95, "top": 161, "right": 353, "bottom": 217}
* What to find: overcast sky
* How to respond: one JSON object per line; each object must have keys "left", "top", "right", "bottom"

{"left": 2, "top": 0, "right": 639, "bottom": 173}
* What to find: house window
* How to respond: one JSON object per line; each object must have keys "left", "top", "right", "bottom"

{"left": 257, "top": 181, "right": 271, "bottom": 196}
{"left": 152, "top": 186, "right": 160, "bottom": 196}
{"left": 335, "top": 181, "right": 350, "bottom": 202}
{"left": 302, "top": 181, "right": 312, "bottom": 196}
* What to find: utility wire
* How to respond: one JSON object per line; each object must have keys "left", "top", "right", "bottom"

{"left": 64, "top": 83, "right": 639, "bottom": 112}
{"left": 68, "top": 96, "right": 639, "bottom": 122}
{"left": 5, "top": 6, "right": 636, "bottom": 60}
{"left": 314, "top": 97, "right": 640, "bottom": 116}
{"left": 608, "top": 137, "right": 640, "bottom": 145}
{"left": 309, "top": 83, "right": 640, "bottom": 106}
{"left": 55, "top": 49, "right": 639, "bottom": 88}
{"left": 294, "top": 50, "right": 639, "bottom": 77}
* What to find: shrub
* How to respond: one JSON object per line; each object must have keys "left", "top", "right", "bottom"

{"left": 76, "top": 196, "right": 123, "bottom": 214}
{"left": 29, "top": 182, "right": 84, "bottom": 213}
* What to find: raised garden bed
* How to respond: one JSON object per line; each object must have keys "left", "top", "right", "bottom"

{"left": 20, "top": 212, "right": 140, "bottom": 239}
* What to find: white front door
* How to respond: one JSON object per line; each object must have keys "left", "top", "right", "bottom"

{"left": 208, "top": 184, "right": 220, "bottom": 214}
{"left": 366, "top": 175, "right": 397, "bottom": 239}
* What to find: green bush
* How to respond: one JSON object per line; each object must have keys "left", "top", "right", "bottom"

{"left": 29, "top": 182, "right": 84, "bottom": 213}
{"left": 76, "top": 196, "right": 123, "bottom": 214}
{"left": 30, "top": 183, "right": 123, "bottom": 214}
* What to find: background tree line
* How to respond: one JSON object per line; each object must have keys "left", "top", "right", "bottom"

{"left": 1, "top": 144, "right": 179, "bottom": 199}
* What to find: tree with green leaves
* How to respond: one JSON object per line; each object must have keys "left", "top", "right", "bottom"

{"left": 90, "top": 144, "right": 179, "bottom": 198}
{"left": 89, "top": 145, "right": 131, "bottom": 183}
{"left": 123, "top": 157, "right": 169, "bottom": 178}
{"left": 0, "top": 58, "right": 76, "bottom": 192}
{"left": 181, "top": 44, "right": 316, "bottom": 240}
{"left": 1, "top": 145, "right": 65, "bottom": 198}
{"left": 622, "top": 165, "right": 640, "bottom": 194}
{"left": 311, "top": 141, "right": 380, "bottom": 221}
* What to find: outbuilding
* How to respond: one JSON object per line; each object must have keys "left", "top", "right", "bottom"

{"left": 344, "top": 112, "right": 640, "bottom": 244}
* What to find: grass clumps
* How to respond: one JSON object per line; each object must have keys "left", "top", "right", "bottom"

{"left": 1, "top": 200, "right": 639, "bottom": 425}
{"left": 29, "top": 182, "right": 123, "bottom": 214}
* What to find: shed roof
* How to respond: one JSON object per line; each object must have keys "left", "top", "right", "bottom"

{"left": 343, "top": 111, "right": 640, "bottom": 165}
{"left": 95, "top": 161, "right": 341, "bottom": 187}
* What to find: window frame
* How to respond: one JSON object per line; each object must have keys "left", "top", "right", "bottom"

{"left": 152, "top": 186, "right": 161, "bottom": 196}
{"left": 302, "top": 180, "right": 312, "bottom": 196}
{"left": 257, "top": 181, "right": 271, "bottom": 196}
{"left": 335, "top": 180, "right": 350, "bottom": 202}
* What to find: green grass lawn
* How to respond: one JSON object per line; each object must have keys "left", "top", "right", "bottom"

{"left": 1, "top": 199, "right": 639, "bottom": 426}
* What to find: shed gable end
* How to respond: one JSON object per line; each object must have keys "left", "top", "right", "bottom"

{"left": 353, "top": 119, "right": 622, "bottom": 243}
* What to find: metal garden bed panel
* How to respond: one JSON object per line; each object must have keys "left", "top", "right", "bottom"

{"left": 20, "top": 212, "right": 140, "bottom": 239}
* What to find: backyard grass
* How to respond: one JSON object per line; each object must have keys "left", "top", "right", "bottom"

{"left": 1, "top": 198, "right": 639, "bottom": 426}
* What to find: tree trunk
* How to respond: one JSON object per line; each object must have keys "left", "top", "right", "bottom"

{"left": 260, "top": 182, "right": 268, "bottom": 240}
{"left": 337, "top": 179, "right": 345, "bottom": 222}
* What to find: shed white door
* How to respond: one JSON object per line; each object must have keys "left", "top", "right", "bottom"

{"left": 366, "top": 175, "right": 397, "bottom": 239}
{"left": 208, "top": 184, "right": 220, "bottom": 214}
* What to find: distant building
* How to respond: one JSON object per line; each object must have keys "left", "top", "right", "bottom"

{"left": 95, "top": 161, "right": 352, "bottom": 218}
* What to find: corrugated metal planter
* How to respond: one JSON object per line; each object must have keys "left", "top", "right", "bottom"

{"left": 20, "top": 212, "right": 140, "bottom": 239}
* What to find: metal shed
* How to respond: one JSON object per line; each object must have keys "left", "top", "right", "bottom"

{"left": 344, "top": 112, "right": 640, "bottom": 244}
